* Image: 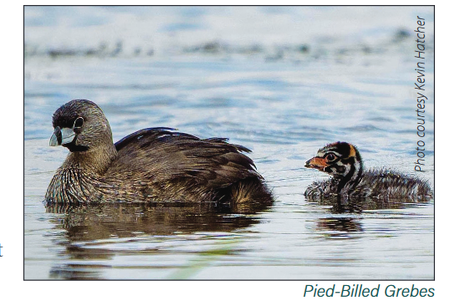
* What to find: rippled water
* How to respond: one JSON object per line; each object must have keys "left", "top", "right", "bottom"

{"left": 24, "top": 6, "right": 434, "bottom": 280}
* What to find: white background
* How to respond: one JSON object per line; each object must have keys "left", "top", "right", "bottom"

{"left": 2, "top": 1, "right": 445, "bottom": 300}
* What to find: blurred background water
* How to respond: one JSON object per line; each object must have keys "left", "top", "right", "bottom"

{"left": 24, "top": 6, "right": 434, "bottom": 280}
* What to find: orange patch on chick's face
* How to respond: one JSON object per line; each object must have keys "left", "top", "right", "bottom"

{"left": 305, "top": 156, "right": 328, "bottom": 171}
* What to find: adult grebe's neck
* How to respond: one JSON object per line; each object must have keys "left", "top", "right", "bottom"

{"left": 63, "top": 144, "right": 118, "bottom": 175}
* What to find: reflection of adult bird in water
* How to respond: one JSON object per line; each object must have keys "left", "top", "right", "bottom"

{"left": 304, "top": 142, "right": 433, "bottom": 212}
{"left": 45, "top": 99, "right": 273, "bottom": 213}
{"left": 47, "top": 203, "right": 259, "bottom": 241}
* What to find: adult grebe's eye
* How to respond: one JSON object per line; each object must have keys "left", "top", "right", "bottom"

{"left": 325, "top": 153, "right": 336, "bottom": 161}
{"left": 74, "top": 117, "right": 84, "bottom": 128}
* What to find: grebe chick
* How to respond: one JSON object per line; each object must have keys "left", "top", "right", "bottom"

{"left": 45, "top": 99, "right": 273, "bottom": 213}
{"left": 304, "top": 141, "right": 432, "bottom": 212}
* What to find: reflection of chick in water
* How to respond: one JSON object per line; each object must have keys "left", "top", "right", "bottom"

{"left": 45, "top": 99, "right": 273, "bottom": 213}
{"left": 304, "top": 142, "right": 433, "bottom": 212}
{"left": 315, "top": 217, "right": 364, "bottom": 236}
{"left": 47, "top": 203, "right": 259, "bottom": 242}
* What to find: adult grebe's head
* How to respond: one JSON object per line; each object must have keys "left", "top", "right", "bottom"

{"left": 50, "top": 99, "right": 113, "bottom": 153}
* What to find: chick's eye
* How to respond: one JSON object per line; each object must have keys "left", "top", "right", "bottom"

{"left": 325, "top": 153, "right": 336, "bottom": 161}
{"left": 74, "top": 117, "right": 84, "bottom": 128}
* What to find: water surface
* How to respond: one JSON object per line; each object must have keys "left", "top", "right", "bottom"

{"left": 24, "top": 6, "right": 434, "bottom": 280}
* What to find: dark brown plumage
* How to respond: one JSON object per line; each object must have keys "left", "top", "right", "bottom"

{"left": 304, "top": 141, "right": 433, "bottom": 212}
{"left": 45, "top": 99, "right": 273, "bottom": 212}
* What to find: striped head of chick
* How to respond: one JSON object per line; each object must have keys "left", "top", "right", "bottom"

{"left": 305, "top": 142, "right": 363, "bottom": 186}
